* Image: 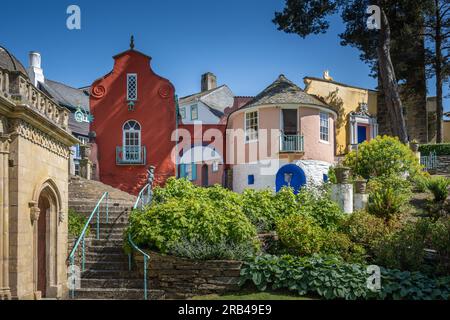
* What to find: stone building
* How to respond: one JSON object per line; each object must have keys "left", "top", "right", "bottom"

{"left": 0, "top": 46, "right": 77, "bottom": 299}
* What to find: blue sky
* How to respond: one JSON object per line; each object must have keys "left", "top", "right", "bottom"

{"left": 1, "top": 0, "right": 448, "bottom": 111}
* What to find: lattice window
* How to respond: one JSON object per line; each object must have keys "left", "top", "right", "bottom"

{"left": 320, "top": 112, "right": 329, "bottom": 142}
{"left": 245, "top": 111, "right": 258, "bottom": 142}
{"left": 127, "top": 74, "right": 138, "bottom": 101}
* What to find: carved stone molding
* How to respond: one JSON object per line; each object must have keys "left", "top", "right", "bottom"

{"left": 0, "top": 134, "right": 10, "bottom": 154}
{"left": 29, "top": 201, "right": 40, "bottom": 224}
{"left": 8, "top": 119, "right": 70, "bottom": 159}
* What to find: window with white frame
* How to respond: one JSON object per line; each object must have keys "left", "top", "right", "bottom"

{"left": 191, "top": 105, "right": 198, "bottom": 120}
{"left": 123, "top": 120, "right": 141, "bottom": 161}
{"left": 245, "top": 111, "right": 258, "bottom": 142}
{"left": 212, "top": 161, "right": 219, "bottom": 172}
{"left": 180, "top": 107, "right": 186, "bottom": 119}
{"left": 320, "top": 112, "right": 329, "bottom": 142}
{"left": 75, "top": 136, "right": 89, "bottom": 159}
{"left": 127, "top": 74, "right": 138, "bottom": 101}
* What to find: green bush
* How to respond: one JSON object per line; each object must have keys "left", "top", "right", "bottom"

{"left": 241, "top": 189, "right": 280, "bottom": 232}
{"left": 367, "top": 175, "right": 412, "bottom": 220}
{"left": 343, "top": 135, "right": 422, "bottom": 180}
{"left": 322, "top": 231, "right": 366, "bottom": 263}
{"left": 276, "top": 215, "right": 325, "bottom": 256}
{"left": 412, "top": 174, "right": 430, "bottom": 193}
{"left": 419, "top": 143, "right": 450, "bottom": 156}
{"left": 68, "top": 209, "right": 89, "bottom": 237}
{"left": 126, "top": 179, "right": 259, "bottom": 258}
{"left": 426, "top": 176, "right": 450, "bottom": 202}
{"left": 240, "top": 254, "right": 450, "bottom": 300}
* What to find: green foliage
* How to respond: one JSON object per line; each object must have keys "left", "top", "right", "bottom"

{"left": 240, "top": 254, "right": 450, "bottom": 300}
{"left": 68, "top": 209, "right": 89, "bottom": 237}
{"left": 426, "top": 176, "right": 450, "bottom": 202}
{"left": 276, "top": 214, "right": 365, "bottom": 262}
{"left": 343, "top": 136, "right": 422, "bottom": 180}
{"left": 419, "top": 143, "right": 450, "bottom": 156}
{"left": 126, "top": 178, "right": 259, "bottom": 258}
{"left": 367, "top": 175, "right": 412, "bottom": 220}
{"left": 241, "top": 189, "right": 281, "bottom": 232}
{"left": 327, "top": 166, "right": 337, "bottom": 184}
{"left": 373, "top": 218, "right": 450, "bottom": 275}
{"left": 412, "top": 174, "right": 431, "bottom": 193}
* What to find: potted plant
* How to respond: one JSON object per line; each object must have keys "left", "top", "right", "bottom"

{"left": 410, "top": 139, "right": 420, "bottom": 153}
{"left": 354, "top": 176, "right": 367, "bottom": 194}
{"left": 335, "top": 165, "right": 351, "bottom": 184}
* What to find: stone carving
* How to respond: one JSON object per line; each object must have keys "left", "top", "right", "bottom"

{"left": 9, "top": 119, "right": 71, "bottom": 159}
{"left": 158, "top": 84, "right": 171, "bottom": 99}
{"left": 58, "top": 211, "right": 65, "bottom": 224}
{"left": 29, "top": 201, "right": 40, "bottom": 224}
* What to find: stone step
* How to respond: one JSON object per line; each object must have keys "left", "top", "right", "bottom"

{"left": 80, "top": 278, "right": 145, "bottom": 289}
{"left": 84, "top": 261, "right": 129, "bottom": 271}
{"left": 69, "top": 198, "right": 135, "bottom": 206}
{"left": 88, "top": 245, "right": 125, "bottom": 254}
{"left": 72, "top": 288, "right": 165, "bottom": 300}
{"left": 81, "top": 269, "right": 139, "bottom": 279}
{"left": 84, "top": 252, "right": 128, "bottom": 263}
{"left": 90, "top": 239, "right": 124, "bottom": 247}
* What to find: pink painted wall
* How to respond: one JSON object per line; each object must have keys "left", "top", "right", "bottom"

{"left": 227, "top": 106, "right": 335, "bottom": 164}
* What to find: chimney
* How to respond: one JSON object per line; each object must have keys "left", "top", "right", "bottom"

{"left": 28, "top": 52, "right": 45, "bottom": 87}
{"left": 201, "top": 72, "right": 217, "bottom": 92}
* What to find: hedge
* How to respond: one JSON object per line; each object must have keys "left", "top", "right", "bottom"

{"left": 419, "top": 144, "right": 450, "bottom": 156}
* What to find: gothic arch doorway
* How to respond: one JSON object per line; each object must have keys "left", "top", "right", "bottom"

{"left": 37, "top": 194, "right": 50, "bottom": 296}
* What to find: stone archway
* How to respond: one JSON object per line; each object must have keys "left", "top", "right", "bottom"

{"left": 32, "top": 180, "right": 62, "bottom": 299}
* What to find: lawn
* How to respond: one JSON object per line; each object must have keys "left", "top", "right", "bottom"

{"left": 190, "top": 292, "right": 314, "bottom": 300}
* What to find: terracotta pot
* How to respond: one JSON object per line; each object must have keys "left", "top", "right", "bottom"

{"left": 355, "top": 179, "right": 367, "bottom": 194}
{"left": 410, "top": 143, "right": 419, "bottom": 153}
{"left": 335, "top": 167, "right": 351, "bottom": 184}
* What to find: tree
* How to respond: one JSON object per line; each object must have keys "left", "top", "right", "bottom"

{"left": 273, "top": 0, "right": 421, "bottom": 143}
{"left": 423, "top": 0, "right": 450, "bottom": 142}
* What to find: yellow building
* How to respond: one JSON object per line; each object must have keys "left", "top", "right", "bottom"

{"left": 304, "top": 73, "right": 378, "bottom": 155}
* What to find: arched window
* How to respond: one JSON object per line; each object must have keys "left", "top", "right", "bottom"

{"left": 123, "top": 120, "right": 141, "bottom": 161}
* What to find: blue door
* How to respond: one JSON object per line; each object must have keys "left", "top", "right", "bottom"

{"left": 357, "top": 125, "right": 367, "bottom": 144}
{"left": 275, "top": 164, "right": 307, "bottom": 194}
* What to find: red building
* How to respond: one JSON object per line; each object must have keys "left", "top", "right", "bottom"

{"left": 89, "top": 39, "right": 176, "bottom": 194}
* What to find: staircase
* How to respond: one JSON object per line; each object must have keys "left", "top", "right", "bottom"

{"left": 68, "top": 176, "right": 165, "bottom": 300}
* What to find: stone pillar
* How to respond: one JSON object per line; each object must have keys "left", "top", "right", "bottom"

{"left": 331, "top": 183, "right": 353, "bottom": 214}
{"left": 0, "top": 135, "right": 11, "bottom": 300}
{"left": 79, "top": 145, "right": 92, "bottom": 180}
{"left": 354, "top": 194, "right": 369, "bottom": 211}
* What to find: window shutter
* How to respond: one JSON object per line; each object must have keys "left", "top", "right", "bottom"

{"left": 191, "top": 163, "right": 197, "bottom": 181}
{"left": 180, "top": 164, "right": 186, "bottom": 178}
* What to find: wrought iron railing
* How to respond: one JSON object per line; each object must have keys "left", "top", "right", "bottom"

{"left": 280, "top": 134, "right": 304, "bottom": 152}
{"left": 127, "top": 182, "right": 153, "bottom": 300}
{"left": 68, "top": 192, "right": 109, "bottom": 299}
{"left": 421, "top": 151, "right": 437, "bottom": 172}
{"left": 116, "top": 146, "right": 146, "bottom": 165}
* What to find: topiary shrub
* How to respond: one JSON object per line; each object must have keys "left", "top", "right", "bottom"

{"left": 419, "top": 143, "right": 450, "bottom": 156}
{"left": 343, "top": 135, "right": 422, "bottom": 180}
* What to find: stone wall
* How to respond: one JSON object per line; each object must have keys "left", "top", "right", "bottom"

{"left": 134, "top": 251, "right": 243, "bottom": 299}
{"left": 436, "top": 155, "right": 450, "bottom": 175}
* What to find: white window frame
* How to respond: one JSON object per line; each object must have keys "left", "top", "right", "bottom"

{"left": 245, "top": 110, "right": 259, "bottom": 143}
{"left": 127, "top": 73, "right": 138, "bottom": 101}
{"left": 122, "top": 120, "right": 142, "bottom": 161}
{"left": 319, "top": 112, "right": 330, "bottom": 142}
{"left": 191, "top": 104, "right": 198, "bottom": 120}
{"left": 212, "top": 161, "right": 219, "bottom": 172}
{"left": 180, "top": 107, "right": 186, "bottom": 119}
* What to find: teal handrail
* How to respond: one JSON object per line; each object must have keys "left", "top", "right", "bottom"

{"left": 127, "top": 183, "right": 153, "bottom": 300}
{"left": 68, "top": 191, "right": 109, "bottom": 299}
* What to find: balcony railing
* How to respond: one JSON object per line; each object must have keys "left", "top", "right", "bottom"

{"left": 116, "top": 146, "right": 146, "bottom": 165}
{"left": 280, "top": 134, "right": 304, "bottom": 152}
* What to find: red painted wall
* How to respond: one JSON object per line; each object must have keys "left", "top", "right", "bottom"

{"left": 90, "top": 49, "right": 176, "bottom": 195}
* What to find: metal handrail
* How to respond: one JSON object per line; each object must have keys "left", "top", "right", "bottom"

{"left": 128, "top": 183, "right": 152, "bottom": 300}
{"left": 68, "top": 191, "right": 109, "bottom": 299}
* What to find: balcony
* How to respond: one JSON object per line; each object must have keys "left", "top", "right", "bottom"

{"left": 280, "top": 134, "right": 304, "bottom": 153}
{"left": 116, "top": 146, "right": 146, "bottom": 165}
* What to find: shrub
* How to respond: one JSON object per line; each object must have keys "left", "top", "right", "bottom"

{"left": 276, "top": 215, "right": 324, "bottom": 256}
{"left": 367, "top": 175, "right": 412, "bottom": 220}
{"left": 68, "top": 209, "right": 89, "bottom": 237}
{"left": 343, "top": 135, "right": 422, "bottom": 179}
{"left": 322, "top": 231, "right": 366, "bottom": 263}
{"left": 241, "top": 189, "right": 280, "bottom": 232}
{"left": 168, "top": 238, "right": 255, "bottom": 261}
{"left": 419, "top": 143, "right": 450, "bottom": 156}
{"left": 412, "top": 174, "right": 430, "bottom": 193}
{"left": 240, "top": 254, "right": 450, "bottom": 300}
{"left": 126, "top": 181, "right": 259, "bottom": 256}
{"left": 426, "top": 176, "right": 450, "bottom": 202}
{"left": 340, "top": 210, "right": 390, "bottom": 258}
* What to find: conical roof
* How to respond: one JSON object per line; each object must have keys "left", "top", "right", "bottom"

{"left": 0, "top": 46, "right": 28, "bottom": 77}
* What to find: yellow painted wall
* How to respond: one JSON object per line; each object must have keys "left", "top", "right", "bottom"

{"left": 444, "top": 121, "right": 450, "bottom": 142}
{"left": 304, "top": 77, "right": 377, "bottom": 155}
